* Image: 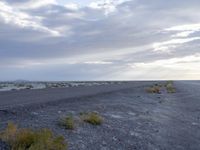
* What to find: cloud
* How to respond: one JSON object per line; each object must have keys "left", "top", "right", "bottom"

{"left": 166, "top": 23, "right": 200, "bottom": 38}
{"left": 84, "top": 61, "right": 113, "bottom": 65}
{"left": 64, "top": 3, "right": 80, "bottom": 10}
{"left": 166, "top": 23, "right": 200, "bottom": 32}
{"left": 152, "top": 23, "right": 200, "bottom": 52}
{"left": 4, "top": 0, "right": 57, "bottom": 9}
{"left": 88, "top": 0, "right": 131, "bottom": 15}
{"left": 0, "top": 0, "right": 200, "bottom": 80}
{"left": 25, "top": 0, "right": 57, "bottom": 8}
{"left": 115, "top": 53, "right": 200, "bottom": 80}
{"left": 153, "top": 37, "right": 200, "bottom": 52}
{"left": 0, "top": 1, "right": 60, "bottom": 36}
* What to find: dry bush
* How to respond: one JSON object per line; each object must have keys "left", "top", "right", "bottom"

{"left": 59, "top": 115, "right": 75, "bottom": 130}
{"left": 146, "top": 86, "right": 161, "bottom": 94}
{"left": 0, "top": 122, "right": 67, "bottom": 150}
{"left": 166, "top": 82, "right": 176, "bottom": 93}
{"left": 81, "top": 112, "right": 103, "bottom": 125}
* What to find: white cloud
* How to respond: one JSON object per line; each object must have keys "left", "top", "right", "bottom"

{"left": 166, "top": 23, "right": 200, "bottom": 31}
{"left": 118, "top": 53, "right": 200, "bottom": 80}
{"left": 64, "top": 3, "right": 80, "bottom": 10}
{"left": 166, "top": 23, "right": 200, "bottom": 38}
{"left": 152, "top": 23, "right": 200, "bottom": 52}
{"left": 172, "top": 31, "right": 195, "bottom": 38}
{"left": 88, "top": 0, "right": 131, "bottom": 15}
{"left": 0, "top": 1, "right": 60, "bottom": 36}
{"left": 84, "top": 61, "right": 113, "bottom": 64}
{"left": 133, "top": 53, "right": 200, "bottom": 67}
{"left": 14, "top": 0, "right": 57, "bottom": 9}
{"left": 153, "top": 37, "right": 200, "bottom": 52}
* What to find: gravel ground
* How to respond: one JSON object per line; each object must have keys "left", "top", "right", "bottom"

{"left": 0, "top": 81, "right": 200, "bottom": 150}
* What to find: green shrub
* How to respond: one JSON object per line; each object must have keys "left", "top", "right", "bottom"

{"left": 165, "top": 81, "right": 173, "bottom": 86}
{"left": 166, "top": 82, "right": 176, "bottom": 93}
{"left": 0, "top": 122, "right": 67, "bottom": 150}
{"left": 59, "top": 116, "right": 75, "bottom": 130}
{"left": 81, "top": 112, "right": 103, "bottom": 125}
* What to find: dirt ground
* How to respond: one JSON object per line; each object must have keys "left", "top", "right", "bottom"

{"left": 0, "top": 81, "right": 200, "bottom": 150}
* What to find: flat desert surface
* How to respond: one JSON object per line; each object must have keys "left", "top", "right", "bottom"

{"left": 0, "top": 81, "right": 200, "bottom": 150}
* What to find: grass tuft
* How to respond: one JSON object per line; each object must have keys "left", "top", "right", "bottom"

{"left": 0, "top": 122, "right": 67, "bottom": 150}
{"left": 146, "top": 86, "right": 161, "bottom": 94}
{"left": 165, "top": 82, "right": 176, "bottom": 93}
{"left": 59, "top": 115, "right": 75, "bottom": 130}
{"left": 81, "top": 112, "right": 103, "bottom": 125}
{"left": 146, "top": 81, "right": 176, "bottom": 94}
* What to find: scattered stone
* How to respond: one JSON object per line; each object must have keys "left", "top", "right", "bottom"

{"left": 192, "top": 122, "right": 198, "bottom": 126}
{"left": 102, "top": 141, "right": 107, "bottom": 146}
{"left": 31, "top": 112, "right": 39, "bottom": 115}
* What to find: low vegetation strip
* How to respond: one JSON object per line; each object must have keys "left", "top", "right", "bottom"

{"left": 0, "top": 111, "right": 104, "bottom": 150}
{"left": 0, "top": 122, "right": 67, "bottom": 150}
{"left": 146, "top": 81, "right": 176, "bottom": 94}
{"left": 80, "top": 112, "right": 103, "bottom": 125}
{"left": 165, "top": 81, "right": 176, "bottom": 93}
{"left": 146, "top": 85, "right": 161, "bottom": 94}
{"left": 59, "top": 115, "right": 75, "bottom": 130}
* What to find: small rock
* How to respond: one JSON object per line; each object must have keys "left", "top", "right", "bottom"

{"left": 102, "top": 141, "right": 107, "bottom": 146}
{"left": 31, "top": 112, "right": 39, "bottom": 115}
{"left": 192, "top": 122, "right": 198, "bottom": 126}
{"left": 112, "top": 136, "right": 117, "bottom": 141}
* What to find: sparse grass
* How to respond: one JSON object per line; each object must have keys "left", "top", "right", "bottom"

{"left": 165, "top": 80, "right": 174, "bottom": 85}
{"left": 165, "top": 82, "right": 176, "bottom": 93}
{"left": 0, "top": 122, "right": 67, "bottom": 150}
{"left": 80, "top": 112, "right": 103, "bottom": 125}
{"left": 146, "top": 81, "right": 176, "bottom": 94}
{"left": 146, "top": 86, "right": 161, "bottom": 94}
{"left": 59, "top": 115, "right": 75, "bottom": 130}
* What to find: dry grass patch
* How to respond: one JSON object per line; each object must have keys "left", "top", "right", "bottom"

{"left": 0, "top": 122, "right": 67, "bottom": 150}
{"left": 146, "top": 81, "right": 176, "bottom": 94}
{"left": 146, "top": 86, "right": 161, "bottom": 94}
{"left": 80, "top": 112, "right": 103, "bottom": 125}
{"left": 165, "top": 82, "right": 176, "bottom": 93}
{"left": 59, "top": 115, "right": 75, "bottom": 130}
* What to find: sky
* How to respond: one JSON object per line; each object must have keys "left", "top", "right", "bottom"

{"left": 0, "top": 0, "right": 200, "bottom": 81}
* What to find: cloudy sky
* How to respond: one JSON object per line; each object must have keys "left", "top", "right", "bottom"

{"left": 0, "top": 0, "right": 200, "bottom": 81}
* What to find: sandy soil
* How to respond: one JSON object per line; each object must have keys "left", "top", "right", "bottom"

{"left": 0, "top": 81, "right": 200, "bottom": 150}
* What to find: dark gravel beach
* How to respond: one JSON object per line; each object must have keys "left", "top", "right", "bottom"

{"left": 0, "top": 81, "right": 200, "bottom": 150}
